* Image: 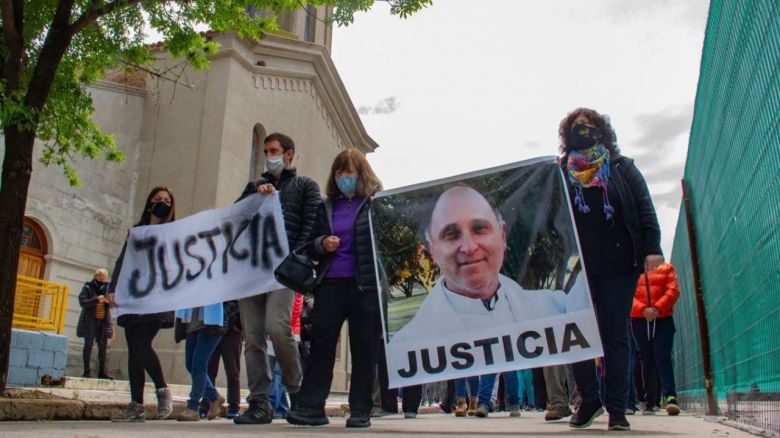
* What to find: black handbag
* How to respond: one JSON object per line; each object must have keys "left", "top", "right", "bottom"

{"left": 274, "top": 246, "right": 322, "bottom": 295}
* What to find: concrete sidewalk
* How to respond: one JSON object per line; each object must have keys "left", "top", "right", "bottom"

{"left": 0, "top": 411, "right": 759, "bottom": 437}
{"left": 0, "top": 377, "right": 761, "bottom": 437}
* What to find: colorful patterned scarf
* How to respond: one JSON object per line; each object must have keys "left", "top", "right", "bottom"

{"left": 566, "top": 145, "right": 615, "bottom": 219}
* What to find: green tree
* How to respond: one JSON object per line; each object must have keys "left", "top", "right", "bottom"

{"left": 0, "top": 0, "right": 431, "bottom": 393}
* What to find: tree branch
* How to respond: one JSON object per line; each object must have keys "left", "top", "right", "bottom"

{"left": 69, "top": 0, "right": 147, "bottom": 36}
{"left": 1, "top": 0, "right": 24, "bottom": 91}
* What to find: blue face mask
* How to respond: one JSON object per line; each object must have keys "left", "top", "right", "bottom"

{"left": 335, "top": 175, "right": 358, "bottom": 196}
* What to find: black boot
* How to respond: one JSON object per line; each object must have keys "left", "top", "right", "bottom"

{"left": 234, "top": 399, "right": 272, "bottom": 425}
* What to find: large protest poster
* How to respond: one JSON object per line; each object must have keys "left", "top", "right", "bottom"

{"left": 114, "top": 193, "right": 288, "bottom": 316}
{"left": 371, "top": 156, "right": 603, "bottom": 388}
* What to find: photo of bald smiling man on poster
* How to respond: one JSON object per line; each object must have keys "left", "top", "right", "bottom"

{"left": 390, "top": 184, "right": 589, "bottom": 344}
{"left": 371, "top": 158, "right": 603, "bottom": 388}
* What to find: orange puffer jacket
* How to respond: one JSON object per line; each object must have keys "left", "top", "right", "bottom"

{"left": 631, "top": 262, "right": 680, "bottom": 318}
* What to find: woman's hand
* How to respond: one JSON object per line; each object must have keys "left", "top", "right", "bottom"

{"left": 322, "top": 236, "right": 340, "bottom": 252}
{"left": 105, "top": 293, "right": 118, "bottom": 308}
{"left": 642, "top": 307, "right": 659, "bottom": 321}
{"left": 256, "top": 183, "right": 276, "bottom": 195}
{"left": 644, "top": 254, "right": 664, "bottom": 273}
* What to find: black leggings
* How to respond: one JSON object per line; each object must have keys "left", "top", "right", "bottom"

{"left": 124, "top": 322, "right": 167, "bottom": 403}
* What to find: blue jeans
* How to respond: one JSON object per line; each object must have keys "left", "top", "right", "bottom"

{"left": 454, "top": 376, "right": 480, "bottom": 398}
{"left": 632, "top": 316, "right": 677, "bottom": 406}
{"left": 479, "top": 371, "right": 520, "bottom": 406}
{"left": 269, "top": 356, "right": 289, "bottom": 416}
{"left": 518, "top": 369, "right": 535, "bottom": 407}
{"left": 571, "top": 273, "right": 639, "bottom": 415}
{"left": 185, "top": 330, "right": 222, "bottom": 410}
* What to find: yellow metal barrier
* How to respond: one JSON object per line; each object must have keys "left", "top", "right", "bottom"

{"left": 12, "top": 275, "right": 69, "bottom": 334}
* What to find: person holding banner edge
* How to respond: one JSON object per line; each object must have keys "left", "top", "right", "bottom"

{"left": 558, "top": 108, "right": 663, "bottom": 431}
{"left": 286, "top": 148, "right": 383, "bottom": 428}
{"left": 109, "top": 186, "right": 176, "bottom": 422}
{"left": 233, "top": 132, "right": 321, "bottom": 425}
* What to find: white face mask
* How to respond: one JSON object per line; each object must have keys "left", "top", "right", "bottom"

{"left": 266, "top": 154, "right": 285, "bottom": 175}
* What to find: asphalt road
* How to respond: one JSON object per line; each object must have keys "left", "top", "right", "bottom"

{"left": 0, "top": 410, "right": 755, "bottom": 437}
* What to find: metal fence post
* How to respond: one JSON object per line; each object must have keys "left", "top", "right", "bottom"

{"left": 681, "top": 179, "right": 720, "bottom": 415}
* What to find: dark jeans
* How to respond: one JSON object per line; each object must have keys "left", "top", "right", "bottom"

{"left": 402, "top": 385, "right": 422, "bottom": 414}
{"left": 632, "top": 316, "right": 677, "bottom": 406}
{"left": 571, "top": 272, "right": 639, "bottom": 415}
{"left": 377, "top": 338, "right": 399, "bottom": 413}
{"left": 627, "top": 331, "right": 638, "bottom": 409}
{"left": 207, "top": 328, "right": 242, "bottom": 411}
{"left": 185, "top": 329, "right": 222, "bottom": 410}
{"left": 125, "top": 322, "right": 167, "bottom": 404}
{"left": 532, "top": 367, "right": 548, "bottom": 409}
{"left": 479, "top": 372, "right": 520, "bottom": 406}
{"left": 455, "top": 376, "right": 480, "bottom": 398}
{"left": 82, "top": 319, "right": 109, "bottom": 374}
{"left": 296, "top": 278, "right": 380, "bottom": 418}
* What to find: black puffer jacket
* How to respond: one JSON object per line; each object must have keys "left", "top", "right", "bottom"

{"left": 238, "top": 168, "right": 321, "bottom": 250}
{"left": 309, "top": 197, "right": 379, "bottom": 293}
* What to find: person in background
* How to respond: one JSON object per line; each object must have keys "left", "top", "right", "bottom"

{"left": 543, "top": 364, "right": 574, "bottom": 421}
{"left": 200, "top": 300, "right": 242, "bottom": 419}
{"left": 110, "top": 186, "right": 176, "bottom": 423}
{"left": 475, "top": 372, "right": 523, "bottom": 418}
{"left": 77, "top": 268, "right": 113, "bottom": 379}
{"left": 175, "top": 303, "right": 226, "bottom": 421}
{"left": 557, "top": 108, "right": 663, "bottom": 432}
{"left": 631, "top": 262, "right": 681, "bottom": 416}
{"left": 286, "top": 148, "right": 383, "bottom": 428}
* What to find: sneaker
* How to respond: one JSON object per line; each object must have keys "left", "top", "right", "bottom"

{"left": 286, "top": 407, "right": 329, "bottom": 426}
{"left": 156, "top": 387, "right": 173, "bottom": 420}
{"left": 226, "top": 409, "right": 240, "bottom": 419}
{"left": 642, "top": 405, "right": 658, "bottom": 415}
{"left": 475, "top": 403, "right": 490, "bottom": 418}
{"left": 665, "top": 396, "right": 681, "bottom": 416}
{"left": 82, "top": 370, "right": 92, "bottom": 378}
{"left": 608, "top": 412, "right": 631, "bottom": 431}
{"left": 625, "top": 407, "right": 636, "bottom": 415}
{"left": 234, "top": 400, "right": 272, "bottom": 424}
{"left": 404, "top": 411, "right": 417, "bottom": 419}
{"left": 508, "top": 404, "right": 522, "bottom": 418}
{"left": 569, "top": 400, "right": 604, "bottom": 429}
{"left": 346, "top": 416, "right": 370, "bottom": 428}
{"left": 198, "top": 399, "right": 209, "bottom": 419}
{"left": 207, "top": 395, "right": 225, "bottom": 420}
{"left": 112, "top": 401, "right": 146, "bottom": 423}
{"left": 545, "top": 406, "right": 572, "bottom": 421}
{"left": 370, "top": 407, "right": 397, "bottom": 417}
{"left": 177, "top": 408, "right": 200, "bottom": 421}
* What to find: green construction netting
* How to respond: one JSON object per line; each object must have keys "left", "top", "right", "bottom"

{"left": 670, "top": 0, "right": 780, "bottom": 424}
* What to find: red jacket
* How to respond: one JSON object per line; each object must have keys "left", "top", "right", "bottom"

{"left": 291, "top": 293, "right": 303, "bottom": 335}
{"left": 631, "top": 262, "right": 680, "bottom": 318}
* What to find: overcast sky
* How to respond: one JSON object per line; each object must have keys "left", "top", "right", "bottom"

{"left": 330, "top": 0, "right": 710, "bottom": 259}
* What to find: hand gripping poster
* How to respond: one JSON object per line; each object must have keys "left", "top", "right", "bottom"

{"left": 371, "top": 157, "right": 603, "bottom": 388}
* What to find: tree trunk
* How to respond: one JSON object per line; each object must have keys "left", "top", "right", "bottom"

{"left": 0, "top": 127, "right": 35, "bottom": 394}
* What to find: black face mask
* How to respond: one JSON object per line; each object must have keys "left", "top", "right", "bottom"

{"left": 568, "top": 123, "right": 601, "bottom": 150}
{"left": 150, "top": 202, "right": 172, "bottom": 219}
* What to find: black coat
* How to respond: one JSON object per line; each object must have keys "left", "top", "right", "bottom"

{"left": 76, "top": 280, "right": 113, "bottom": 338}
{"left": 308, "top": 196, "right": 379, "bottom": 293}
{"left": 110, "top": 239, "right": 175, "bottom": 328}
{"left": 563, "top": 154, "right": 662, "bottom": 271}
{"left": 237, "top": 168, "right": 321, "bottom": 250}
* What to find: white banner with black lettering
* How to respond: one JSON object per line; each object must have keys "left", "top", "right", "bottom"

{"left": 371, "top": 156, "right": 604, "bottom": 388}
{"left": 114, "top": 193, "right": 289, "bottom": 316}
